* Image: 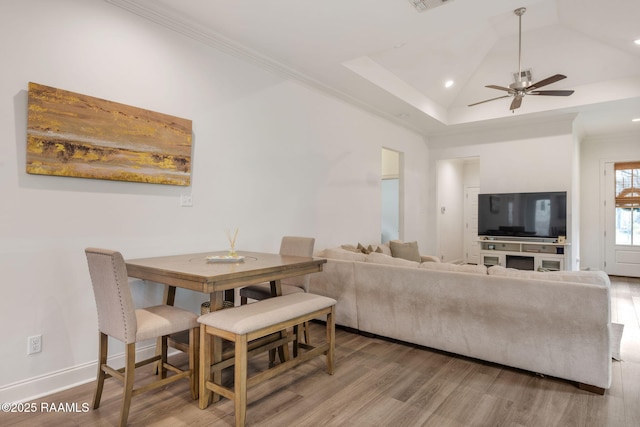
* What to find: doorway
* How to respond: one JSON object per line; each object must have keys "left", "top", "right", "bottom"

{"left": 381, "top": 148, "right": 402, "bottom": 243}
{"left": 436, "top": 157, "right": 479, "bottom": 263}
{"left": 604, "top": 161, "right": 640, "bottom": 276}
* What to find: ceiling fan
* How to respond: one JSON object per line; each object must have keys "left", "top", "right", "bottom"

{"left": 468, "top": 7, "right": 574, "bottom": 111}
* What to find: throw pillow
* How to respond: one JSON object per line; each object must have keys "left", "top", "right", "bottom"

{"left": 358, "top": 243, "right": 372, "bottom": 254}
{"left": 375, "top": 244, "right": 392, "bottom": 256}
{"left": 389, "top": 240, "right": 421, "bottom": 262}
{"left": 340, "top": 244, "right": 360, "bottom": 253}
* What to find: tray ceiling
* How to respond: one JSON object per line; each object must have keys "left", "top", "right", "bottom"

{"left": 107, "top": 0, "right": 640, "bottom": 138}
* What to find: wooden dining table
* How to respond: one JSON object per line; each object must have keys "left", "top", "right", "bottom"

{"left": 125, "top": 250, "right": 327, "bottom": 391}
{"left": 126, "top": 250, "right": 326, "bottom": 305}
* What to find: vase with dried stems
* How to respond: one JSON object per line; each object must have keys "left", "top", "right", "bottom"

{"left": 226, "top": 228, "right": 239, "bottom": 257}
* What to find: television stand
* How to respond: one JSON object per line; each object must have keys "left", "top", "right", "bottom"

{"left": 478, "top": 238, "right": 569, "bottom": 271}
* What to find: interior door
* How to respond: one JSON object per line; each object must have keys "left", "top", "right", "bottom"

{"left": 604, "top": 162, "right": 640, "bottom": 277}
{"left": 464, "top": 186, "right": 480, "bottom": 265}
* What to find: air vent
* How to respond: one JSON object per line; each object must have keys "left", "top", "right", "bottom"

{"left": 408, "top": 0, "right": 454, "bottom": 12}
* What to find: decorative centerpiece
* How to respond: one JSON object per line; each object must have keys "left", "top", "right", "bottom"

{"left": 226, "top": 228, "right": 239, "bottom": 257}
{"left": 206, "top": 228, "right": 244, "bottom": 262}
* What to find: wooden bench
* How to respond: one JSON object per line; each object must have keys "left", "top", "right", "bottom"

{"left": 197, "top": 292, "right": 337, "bottom": 426}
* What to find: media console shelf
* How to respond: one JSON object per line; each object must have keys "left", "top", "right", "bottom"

{"left": 479, "top": 238, "right": 569, "bottom": 271}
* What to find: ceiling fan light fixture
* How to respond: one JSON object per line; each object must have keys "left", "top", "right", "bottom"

{"left": 513, "top": 69, "right": 532, "bottom": 84}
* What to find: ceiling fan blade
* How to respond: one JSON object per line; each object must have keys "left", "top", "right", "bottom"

{"left": 510, "top": 95, "right": 523, "bottom": 110}
{"left": 528, "top": 74, "right": 566, "bottom": 90}
{"left": 468, "top": 95, "right": 510, "bottom": 107}
{"left": 468, "top": 11, "right": 573, "bottom": 111}
{"left": 528, "top": 90, "right": 575, "bottom": 96}
{"left": 486, "top": 85, "right": 513, "bottom": 92}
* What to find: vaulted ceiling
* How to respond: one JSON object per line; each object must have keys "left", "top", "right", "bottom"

{"left": 108, "top": 0, "right": 640, "bottom": 138}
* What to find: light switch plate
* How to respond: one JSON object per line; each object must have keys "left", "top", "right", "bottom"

{"left": 180, "top": 193, "right": 193, "bottom": 207}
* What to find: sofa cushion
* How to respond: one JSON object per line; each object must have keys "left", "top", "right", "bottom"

{"left": 419, "top": 262, "right": 488, "bottom": 275}
{"left": 389, "top": 240, "right": 421, "bottom": 262}
{"left": 487, "top": 266, "right": 610, "bottom": 287}
{"left": 340, "top": 244, "right": 361, "bottom": 253}
{"left": 320, "top": 247, "right": 367, "bottom": 262}
{"left": 365, "top": 252, "right": 420, "bottom": 268}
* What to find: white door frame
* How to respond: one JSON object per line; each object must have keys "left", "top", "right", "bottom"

{"left": 464, "top": 186, "right": 480, "bottom": 265}
{"left": 602, "top": 161, "right": 640, "bottom": 277}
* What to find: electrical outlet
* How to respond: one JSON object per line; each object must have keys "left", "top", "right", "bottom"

{"left": 28, "top": 335, "right": 42, "bottom": 355}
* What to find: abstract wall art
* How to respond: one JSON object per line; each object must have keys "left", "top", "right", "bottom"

{"left": 26, "top": 82, "right": 192, "bottom": 186}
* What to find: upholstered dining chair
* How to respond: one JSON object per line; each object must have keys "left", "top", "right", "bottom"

{"left": 85, "top": 248, "right": 199, "bottom": 427}
{"left": 239, "top": 236, "right": 315, "bottom": 343}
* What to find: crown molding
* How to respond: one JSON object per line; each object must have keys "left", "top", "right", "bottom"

{"left": 103, "top": 0, "right": 425, "bottom": 136}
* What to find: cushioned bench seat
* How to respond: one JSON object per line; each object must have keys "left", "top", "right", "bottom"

{"left": 198, "top": 293, "right": 336, "bottom": 427}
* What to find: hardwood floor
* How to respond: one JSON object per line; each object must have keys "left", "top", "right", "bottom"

{"left": 3, "top": 276, "right": 639, "bottom": 426}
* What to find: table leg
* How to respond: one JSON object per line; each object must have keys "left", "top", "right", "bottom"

{"left": 269, "top": 279, "right": 282, "bottom": 296}
{"left": 164, "top": 285, "right": 177, "bottom": 306}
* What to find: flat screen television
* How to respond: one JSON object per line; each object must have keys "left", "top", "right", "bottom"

{"left": 477, "top": 191, "right": 567, "bottom": 239}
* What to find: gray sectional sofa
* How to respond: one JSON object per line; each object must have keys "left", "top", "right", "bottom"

{"left": 309, "top": 246, "right": 612, "bottom": 393}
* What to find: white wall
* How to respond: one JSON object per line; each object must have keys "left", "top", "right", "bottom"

{"left": 427, "top": 118, "right": 578, "bottom": 267}
{"left": 580, "top": 134, "right": 640, "bottom": 269}
{"left": 0, "top": 0, "right": 429, "bottom": 402}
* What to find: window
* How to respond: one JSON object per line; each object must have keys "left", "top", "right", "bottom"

{"left": 615, "top": 162, "right": 640, "bottom": 246}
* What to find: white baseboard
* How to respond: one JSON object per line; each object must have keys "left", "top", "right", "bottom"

{"left": 0, "top": 344, "right": 160, "bottom": 404}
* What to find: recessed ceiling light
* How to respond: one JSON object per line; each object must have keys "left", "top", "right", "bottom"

{"left": 632, "top": 118, "right": 640, "bottom": 122}
{"left": 445, "top": 80, "right": 454, "bottom": 88}
{"left": 634, "top": 39, "right": 640, "bottom": 45}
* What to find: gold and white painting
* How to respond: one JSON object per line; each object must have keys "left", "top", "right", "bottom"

{"left": 26, "top": 82, "right": 192, "bottom": 186}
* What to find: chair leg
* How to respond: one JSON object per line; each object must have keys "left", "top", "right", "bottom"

{"left": 92, "top": 332, "right": 108, "bottom": 409}
{"left": 199, "top": 327, "right": 212, "bottom": 409}
{"left": 160, "top": 336, "right": 168, "bottom": 379}
{"left": 303, "top": 321, "right": 311, "bottom": 345}
{"left": 326, "top": 307, "right": 335, "bottom": 375}
{"left": 189, "top": 326, "right": 199, "bottom": 400}
{"left": 119, "top": 343, "right": 136, "bottom": 427}
{"left": 235, "top": 334, "right": 249, "bottom": 427}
